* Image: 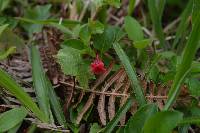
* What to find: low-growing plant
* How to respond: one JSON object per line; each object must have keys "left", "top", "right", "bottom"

{"left": 0, "top": 0, "right": 200, "bottom": 132}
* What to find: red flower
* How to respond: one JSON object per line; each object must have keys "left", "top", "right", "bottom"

{"left": 90, "top": 54, "right": 106, "bottom": 75}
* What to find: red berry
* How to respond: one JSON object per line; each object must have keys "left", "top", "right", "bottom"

{"left": 90, "top": 54, "right": 106, "bottom": 75}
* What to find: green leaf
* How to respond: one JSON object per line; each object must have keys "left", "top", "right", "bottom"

{"left": 164, "top": 11, "right": 200, "bottom": 110}
{"left": 172, "top": 0, "right": 193, "bottom": 49}
{"left": 143, "top": 111, "right": 183, "bottom": 133}
{"left": 79, "top": 24, "right": 91, "bottom": 45}
{"left": 26, "top": 124, "right": 37, "bottom": 133}
{"left": 0, "top": 17, "right": 19, "bottom": 29}
{"left": 17, "top": 17, "right": 76, "bottom": 35}
{"left": 16, "top": 17, "right": 80, "bottom": 26}
{"left": 92, "top": 0, "right": 121, "bottom": 8}
{"left": 148, "top": 65, "right": 159, "bottom": 82}
{"left": 113, "top": 42, "right": 146, "bottom": 106}
{"left": 93, "top": 26, "right": 125, "bottom": 53}
{"left": 30, "top": 45, "right": 51, "bottom": 123}
{"left": 103, "top": 0, "right": 121, "bottom": 8}
{"left": 56, "top": 47, "right": 91, "bottom": 88}
{"left": 0, "top": 0, "right": 10, "bottom": 12}
{"left": 133, "top": 39, "right": 152, "bottom": 49}
{"left": 0, "top": 107, "right": 27, "bottom": 132}
{"left": 124, "top": 104, "right": 158, "bottom": 133}
{"left": 148, "top": 0, "right": 165, "bottom": 48}
{"left": 128, "top": 0, "right": 136, "bottom": 15}
{"left": 8, "top": 122, "right": 22, "bottom": 133}
{"left": 124, "top": 16, "right": 144, "bottom": 41}
{"left": 179, "top": 117, "right": 200, "bottom": 125}
{"left": 0, "top": 68, "right": 47, "bottom": 122}
{"left": 89, "top": 123, "right": 101, "bottom": 133}
{"left": 62, "top": 39, "right": 84, "bottom": 50}
{"left": 88, "top": 20, "right": 104, "bottom": 34}
{"left": 187, "top": 78, "right": 200, "bottom": 96}
{"left": 22, "top": 4, "right": 51, "bottom": 37}
{"left": 103, "top": 98, "right": 133, "bottom": 133}
{"left": 0, "top": 46, "right": 16, "bottom": 60}
{"left": 56, "top": 47, "right": 82, "bottom": 76}
{"left": 30, "top": 44, "right": 67, "bottom": 127}
{"left": 47, "top": 78, "right": 68, "bottom": 127}
{"left": 0, "top": 24, "right": 8, "bottom": 35}
{"left": 191, "top": 61, "right": 200, "bottom": 73}
{"left": 0, "top": 28, "right": 24, "bottom": 52}
{"left": 192, "top": 0, "right": 200, "bottom": 24}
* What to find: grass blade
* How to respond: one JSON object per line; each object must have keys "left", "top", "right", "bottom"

{"left": 113, "top": 42, "right": 146, "bottom": 106}
{"left": 30, "top": 45, "right": 51, "bottom": 122}
{"left": 31, "top": 44, "right": 67, "bottom": 127}
{"left": 128, "top": 0, "right": 136, "bottom": 15}
{"left": 17, "top": 17, "right": 76, "bottom": 35}
{"left": 172, "top": 0, "right": 193, "bottom": 49}
{"left": 157, "top": 0, "right": 166, "bottom": 17}
{"left": 0, "top": 107, "right": 27, "bottom": 132}
{"left": 148, "top": 0, "right": 165, "bottom": 48}
{"left": 192, "top": 0, "right": 200, "bottom": 24}
{"left": 0, "top": 68, "right": 47, "bottom": 122}
{"left": 16, "top": 17, "right": 80, "bottom": 26}
{"left": 179, "top": 117, "right": 200, "bottom": 125}
{"left": 164, "top": 12, "right": 200, "bottom": 110}
{"left": 102, "top": 98, "right": 133, "bottom": 133}
{"left": 47, "top": 79, "right": 68, "bottom": 127}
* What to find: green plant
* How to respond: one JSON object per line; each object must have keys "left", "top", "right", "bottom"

{"left": 1, "top": 0, "right": 200, "bottom": 132}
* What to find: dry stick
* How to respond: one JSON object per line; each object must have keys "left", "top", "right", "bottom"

{"left": 164, "top": 17, "right": 180, "bottom": 33}
{"left": 98, "top": 69, "right": 125, "bottom": 125}
{"left": 108, "top": 70, "right": 126, "bottom": 121}
{"left": 69, "top": 1, "right": 78, "bottom": 20}
{"left": 24, "top": 118, "right": 70, "bottom": 133}
{"left": 60, "top": 82, "right": 129, "bottom": 97}
{"left": 147, "top": 80, "right": 155, "bottom": 103}
{"left": 120, "top": 80, "right": 131, "bottom": 125}
{"left": 60, "top": 82, "right": 168, "bottom": 99}
{"left": 0, "top": 104, "right": 19, "bottom": 108}
{"left": 76, "top": 62, "right": 114, "bottom": 124}
{"left": 156, "top": 84, "right": 166, "bottom": 109}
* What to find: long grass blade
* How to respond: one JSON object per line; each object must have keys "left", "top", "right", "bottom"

{"left": 113, "top": 42, "right": 146, "bottom": 106}
{"left": 30, "top": 45, "right": 51, "bottom": 122}
{"left": 164, "top": 12, "right": 200, "bottom": 110}
{"left": 31, "top": 44, "right": 67, "bottom": 127}
{"left": 148, "top": 0, "right": 165, "bottom": 48}
{"left": 179, "top": 117, "right": 200, "bottom": 125}
{"left": 128, "top": 0, "right": 136, "bottom": 15}
{"left": 47, "top": 79, "right": 68, "bottom": 127}
{"left": 172, "top": 0, "right": 193, "bottom": 49}
{"left": 17, "top": 17, "right": 75, "bottom": 35}
{"left": 0, "top": 68, "right": 47, "bottom": 122}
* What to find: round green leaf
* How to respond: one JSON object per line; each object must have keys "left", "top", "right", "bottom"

{"left": 144, "top": 111, "right": 183, "bottom": 133}
{"left": 0, "top": 107, "right": 27, "bottom": 132}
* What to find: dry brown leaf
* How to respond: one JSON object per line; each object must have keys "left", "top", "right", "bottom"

{"left": 76, "top": 62, "right": 114, "bottom": 124}
{"left": 97, "top": 69, "right": 124, "bottom": 125}
{"left": 120, "top": 79, "right": 131, "bottom": 125}
{"left": 108, "top": 70, "right": 126, "bottom": 121}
